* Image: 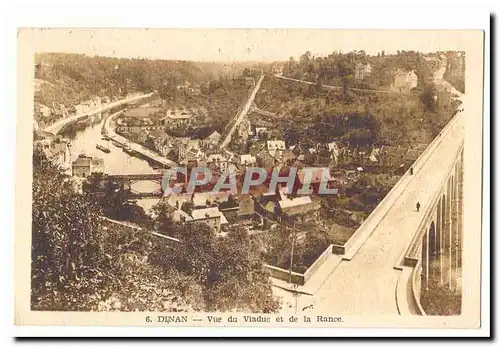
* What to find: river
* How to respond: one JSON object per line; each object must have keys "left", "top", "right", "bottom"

{"left": 66, "top": 111, "right": 161, "bottom": 214}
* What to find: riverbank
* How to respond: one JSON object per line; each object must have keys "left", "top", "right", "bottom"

{"left": 66, "top": 109, "right": 162, "bottom": 216}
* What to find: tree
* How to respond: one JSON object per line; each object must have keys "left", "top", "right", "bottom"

{"left": 32, "top": 147, "right": 195, "bottom": 311}
{"left": 420, "top": 83, "right": 437, "bottom": 112}
{"left": 31, "top": 147, "right": 113, "bottom": 310}
{"left": 337, "top": 54, "right": 355, "bottom": 95}
{"left": 420, "top": 277, "right": 461, "bottom": 315}
{"left": 299, "top": 51, "right": 312, "bottom": 68}
{"left": 148, "top": 210, "right": 281, "bottom": 312}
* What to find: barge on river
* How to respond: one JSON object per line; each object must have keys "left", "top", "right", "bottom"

{"left": 96, "top": 144, "right": 111, "bottom": 153}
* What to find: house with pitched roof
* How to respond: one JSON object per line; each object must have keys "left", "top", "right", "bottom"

{"left": 392, "top": 69, "right": 418, "bottom": 94}
{"left": 71, "top": 154, "right": 105, "bottom": 178}
{"left": 188, "top": 206, "right": 229, "bottom": 232}
{"left": 266, "top": 140, "right": 286, "bottom": 156}
{"left": 204, "top": 130, "right": 221, "bottom": 147}
{"left": 240, "top": 154, "right": 257, "bottom": 166}
{"left": 354, "top": 63, "right": 372, "bottom": 81}
{"left": 39, "top": 136, "right": 71, "bottom": 174}
{"left": 277, "top": 192, "right": 320, "bottom": 223}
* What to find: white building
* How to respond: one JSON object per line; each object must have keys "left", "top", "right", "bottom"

{"left": 160, "top": 110, "right": 192, "bottom": 127}
{"left": 392, "top": 70, "right": 418, "bottom": 94}
{"left": 188, "top": 207, "right": 228, "bottom": 233}
{"left": 39, "top": 137, "right": 71, "bottom": 174}
{"left": 354, "top": 63, "right": 372, "bottom": 81}
{"left": 240, "top": 154, "right": 256, "bottom": 166}
{"left": 71, "top": 154, "right": 104, "bottom": 178}
{"left": 272, "top": 64, "right": 284, "bottom": 76}
{"left": 267, "top": 140, "right": 286, "bottom": 155}
{"left": 38, "top": 104, "right": 52, "bottom": 119}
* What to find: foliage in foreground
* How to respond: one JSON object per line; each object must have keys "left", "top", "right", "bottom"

{"left": 152, "top": 204, "right": 280, "bottom": 312}
{"left": 420, "top": 278, "right": 461, "bottom": 316}
{"left": 31, "top": 147, "right": 280, "bottom": 313}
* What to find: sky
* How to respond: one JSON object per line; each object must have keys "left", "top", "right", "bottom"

{"left": 26, "top": 28, "right": 472, "bottom": 62}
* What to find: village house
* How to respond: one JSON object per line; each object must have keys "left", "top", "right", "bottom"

{"left": 176, "top": 139, "right": 204, "bottom": 163}
{"left": 37, "top": 104, "right": 52, "bottom": 119}
{"left": 206, "top": 153, "right": 230, "bottom": 172}
{"left": 272, "top": 64, "right": 284, "bottom": 76}
{"left": 237, "top": 118, "right": 252, "bottom": 142}
{"left": 354, "top": 63, "right": 372, "bottom": 81}
{"left": 219, "top": 64, "right": 239, "bottom": 80}
{"left": 240, "top": 154, "right": 257, "bottom": 166}
{"left": 161, "top": 109, "right": 193, "bottom": 127}
{"left": 188, "top": 207, "right": 229, "bottom": 233}
{"left": 38, "top": 136, "right": 71, "bottom": 174}
{"left": 255, "top": 191, "right": 280, "bottom": 220}
{"left": 266, "top": 140, "right": 286, "bottom": 156}
{"left": 192, "top": 191, "right": 232, "bottom": 209}
{"left": 250, "top": 119, "right": 274, "bottom": 140}
{"left": 217, "top": 196, "right": 241, "bottom": 221}
{"left": 71, "top": 154, "right": 105, "bottom": 178}
{"left": 156, "top": 139, "right": 173, "bottom": 157}
{"left": 203, "top": 130, "right": 221, "bottom": 147}
{"left": 244, "top": 77, "right": 255, "bottom": 86}
{"left": 180, "top": 147, "right": 205, "bottom": 165}
{"left": 253, "top": 127, "right": 267, "bottom": 140}
{"left": 392, "top": 69, "right": 418, "bottom": 94}
{"left": 169, "top": 137, "right": 189, "bottom": 159}
{"left": 290, "top": 142, "right": 306, "bottom": 156}
{"left": 277, "top": 190, "right": 321, "bottom": 224}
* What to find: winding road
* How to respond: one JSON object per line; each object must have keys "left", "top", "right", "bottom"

{"left": 45, "top": 92, "right": 156, "bottom": 135}
{"left": 220, "top": 75, "right": 265, "bottom": 148}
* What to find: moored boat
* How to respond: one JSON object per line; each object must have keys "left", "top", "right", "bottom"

{"left": 96, "top": 144, "right": 110, "bottom": 153}
{"left": 112, "top": 141, "right": 124, "bottom": 148}
{"left": 123, "top": 146, "right": 137, "bottom": 155}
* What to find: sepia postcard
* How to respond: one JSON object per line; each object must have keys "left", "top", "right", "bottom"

{"left": 15, "top": 28, "right": 486, "bottom": 334}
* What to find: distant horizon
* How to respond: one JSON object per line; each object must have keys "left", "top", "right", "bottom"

{"left": 35, "top": 48, "right": 462, "bottom": 65}
{"left": 28, "top": 29, "right": 469, "bottom": 63}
